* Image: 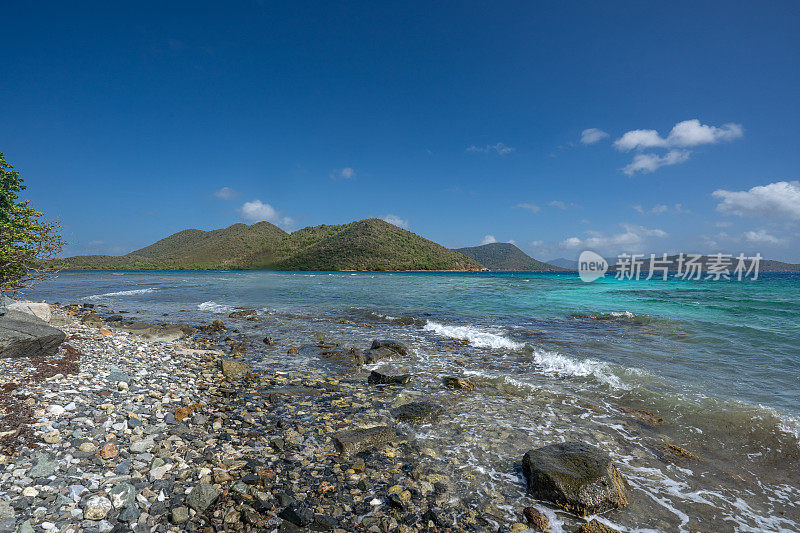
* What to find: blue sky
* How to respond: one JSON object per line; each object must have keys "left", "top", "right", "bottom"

{"left": 2, "top": 1, "right": 799, "bottom": 261}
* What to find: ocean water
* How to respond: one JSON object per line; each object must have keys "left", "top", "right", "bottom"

{"left": 26, "top": 270, "right": 800, "bottom": 531}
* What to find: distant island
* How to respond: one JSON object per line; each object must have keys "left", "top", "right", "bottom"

{"left": 455, "top": 242, "right": 566, "bottom": 271}
{"left": 55, "top": 219, "right": 487, "bottom": 271}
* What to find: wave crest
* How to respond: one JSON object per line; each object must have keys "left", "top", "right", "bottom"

{"left": 423, "top": 321, "right": 524, "bottom": 350}
{"left": 86, "top": 288, "right": 156, "bottom": 300}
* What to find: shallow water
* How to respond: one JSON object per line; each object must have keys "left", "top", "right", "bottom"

{"left": 27, "top": 270, "right": 800, "bottom": 531}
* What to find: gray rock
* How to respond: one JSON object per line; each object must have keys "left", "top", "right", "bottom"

{"left": 0, "top": 310, "right": 66, "bottom": 358}
{"left": 18, "top": 520, "right": 34, "bottom": 533}
{"left": 109, "top": 482, "right": 136, "bottom": 509}
{"left": 130, "top": 439, "right": 154, "bottom": 454}
{"left": 114, "top": 459, "right": 131, "bottom": 475}
{"left": 522, "top": 442, "right": 628, "bottom": 516}
{"left": 116, "top": 321, "right": 186, "bottom": 342}
{"left": 392, "top": 401, "right": 443, "bottom": 423}
{"left": 186, "top": 483, "right": 220, "bottom": 513}
{"left": 0, "top": 501, "right": 14, "bottom": 521}
{"left": 229, "top": 309, "right": 257, "bottom": 319}
{"left": 332, "top": 426, "right": 396, "bottom": 456}
{"left": 118, "top": 505, "right": 140, "bottom": 522}
{"left": 28, "top": 454, "right": 57, "bottom": 478}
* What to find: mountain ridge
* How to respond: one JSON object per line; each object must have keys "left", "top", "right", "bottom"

{"left": 56, "top": 219, "right": 482, "bottom": 271}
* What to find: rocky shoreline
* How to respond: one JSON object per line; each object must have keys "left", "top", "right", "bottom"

{"left": 0, "top": 303, "right": 627, "bottom": 533}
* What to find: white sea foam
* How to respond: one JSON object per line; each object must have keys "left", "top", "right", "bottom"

{"left": 531, "top": 349, "right": 628, "bottom": 390}
{"left": 423, "top": 321, "right": 524, "bottom": 350}
{"left": 609, "top": 311, "right": 635, "bottom": 318}
{"left": 197, "top": 300, "right": 234, "bottom": 313}
{"left": 86, "top": 288, "right": 156, "bottom": 300}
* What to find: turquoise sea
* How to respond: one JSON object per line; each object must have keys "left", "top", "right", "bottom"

{"left": 28, "top": 270, "right": 800, "bottom": 532}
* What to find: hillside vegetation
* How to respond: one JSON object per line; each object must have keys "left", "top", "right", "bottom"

{"left": 57, "top": 219, "right": 482, "bottom": 271}
{"left": 455, "top": 242, "right": 565, "bottom": 271}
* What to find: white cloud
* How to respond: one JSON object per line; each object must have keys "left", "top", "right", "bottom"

{"left": 466, "top": 142, "right": 515, "bottom": 156}
{"left": 239, "top": 200, "right": 295, "bottom": 229}
{"left": 381, "top": 214, "right": 409, "bottom": 229}
{"left": 713, "top": 181, "right": 800, "bottom": 220}
{"left": 633, "top": 203, "right": 687, "bottom": 215}
{"left": 614, "top": 119, "right": 743, "bottom": 151}
{"left": 560, "top": 224, "right": 667, "bottom": 253}
{"left": 580, "top": 128, "right": 609, "bottom": 145}
{"left": 530, "top": 240, "right": 543, "bottom": 247}
{"left": 549, "top": 200, "right": 578, "bottom": 210}
{"left": 331, "top": 167, "right": 356, "bottom": 180}
{"left": 744, "top": 229, "right": 784, "bottom": 245}
{"left": 614, "top": 119, "right": 742, "bottom": 176}
{"left": 622, "top": 150, "right": 690, "bottom": 176}
{"left": 515, "top": 203, "right": 541, "bottom": 213}
{"left": 213, "top": 187, "right": 238, "bottom": 200}
{"left": 481, "top": 234, "right": 497, "bottom": 245}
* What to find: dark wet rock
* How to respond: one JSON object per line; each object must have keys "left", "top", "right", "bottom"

{"left": 287, "top": 347, "right": 299, "bottom": 355}
{"left": 220, "top": 358, "right": 251, "bottom": 379}
{"left": 368, "top": 370, "right": 412, "bottom": 385}
{"left": 444, "top": 376, "right": 476, "bottom": 391}
{"left": 523, "top": 506, "right": 550, "bottom": 532}
{"left": 522, "top": 442, "right": 627, "bottom": 516}
{"left": 393, "top": 401, "right": 443, "bottom": 423}
{"left": 332, "top": 426, "right": 396, "bottom": 456}
{"left": 576, "top": 519, "right": 621, "bottom": 533}
{"left": 81, "top": 313, "right": 104, "bottom": 328}
{"left": 186, "top": 483, "right": 220, "bottom": 513}
{"left": 278, "top": 503, "right": 312, "bottom": 527}
{"left": 319, "top": 346, "right": 364, "bottom": 366}
{"left": 208, "top": 319, "right": 226, "bottom": 332}
{"left": 371, "top": 339, "right": 409, "bottom": 355}
{"left": 105, "top": 314, "right": 124, "bottom": 323}
{"left": 0, "top": 310, "right": 66, "bottom": 358}
{"left": 229, "top": 309, "right": 257, "bottom": 319}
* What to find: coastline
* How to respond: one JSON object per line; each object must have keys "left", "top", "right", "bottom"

{"left": 3, "top": 281, "right": 800, "bottom": 532}
{"left": 0, "top": 303, "right": 543, "bottom": 532}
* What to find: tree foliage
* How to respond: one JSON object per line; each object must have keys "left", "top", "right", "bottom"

{"left": 0, "top": 153, "right": 65, "bottom": 293}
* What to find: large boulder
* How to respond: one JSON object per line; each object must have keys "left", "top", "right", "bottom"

{"left": 522, "top": 442, "right": 627, "bottom": 516}
{"left": 368, "top": 370, "right": 411, "bottom": 385}
{"left": 6, "top": 301, "right": 51, "bottom": 322}
{"left": 0, "top": 310, "right": 66, "bottom": 358}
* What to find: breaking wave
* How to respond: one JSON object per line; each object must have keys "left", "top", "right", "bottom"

{"left": 423, "top": 321, "right": 524, "bottom": 350}
{"left": 197, "top": 300, "right": 235, "bottom": 313}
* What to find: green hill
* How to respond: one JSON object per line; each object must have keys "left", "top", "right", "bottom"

{"left": 57, "top": 219, "right": 482, "bottom": 271}
{"left": 455, "top": 242, "right": 565, "bottom": 271}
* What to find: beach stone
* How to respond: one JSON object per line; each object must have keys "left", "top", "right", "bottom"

{"left": 229, "top": 309, "right": 257, "bottom": 319}
{"left": 100, "top": 442, "right": 119, "bottom": 459}
{"left": 333, "top": 426, "right": 395, "bottom": 456}
{"left": 393, "top": 401, "right": 443, "bottom": 423}
{"left": 42, "top": 430, "right": 61, "bottom": 444}
{"left": 576, "top": 519, "right": 621, "bottom": 533}
{"left": 28, "top": 454, "right": 57, "bottom": 478}
{"left": 18, "top": 520, "right": 33, "bottom": 533}
{"left": 368, "top": 370, "right": 411, "bottom": 385}
{"left": 83, "top": 496, "right": 112, "bottom": 520}
{"left": 130, "top": 438, "right": 154, "bottom": 453}
{"left": 522, "top": 442, "right": 627, "bottom": 516}
{"left": 523, "top": 507, "right": 550, "bottom": 531}
{"left": 444, "top": 376, "right": 476, "bottom": 391}
{"left": 220, "top": 358, "right": 250, "bottom": 379}
{"left": 171, "top": 506, "right": 189, "bottom": 524}
{"left": 109, "top": 482, "right": 136, "bottom": 509}
{"left": 186, "top": 483, "right": 220, "bottom": 513}
{"left": 0, "top": 310, "right": 66, "bottom": 358}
